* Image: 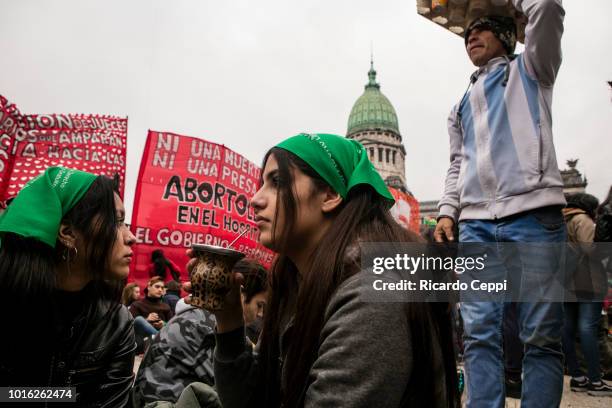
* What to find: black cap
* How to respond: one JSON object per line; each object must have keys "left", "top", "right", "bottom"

{"left": 465, "top": 15, "right": 517, "bottom": 55}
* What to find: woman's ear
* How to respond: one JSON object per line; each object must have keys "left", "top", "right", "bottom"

{"left": 57, "top": 223, "right": 77, "bottom": 248}
{"left": 321, "top": 188, "right": 343, "bottom": 214}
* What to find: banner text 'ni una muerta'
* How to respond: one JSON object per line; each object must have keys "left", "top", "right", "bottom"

{"left": 130, "top": 130, "right": 275, "bottom": 283}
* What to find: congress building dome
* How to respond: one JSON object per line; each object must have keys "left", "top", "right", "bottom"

{"left": 346, "top": 59, "right": 407, "bottom": 191}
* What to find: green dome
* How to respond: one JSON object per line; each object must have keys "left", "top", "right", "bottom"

{"left": 347, "top": 62, "right": 400, "bottom": 136}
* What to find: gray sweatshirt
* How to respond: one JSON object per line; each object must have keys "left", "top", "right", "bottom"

{"left": 438, "top": 0, "right": 567, "bottom": 221}
{"left": 213, "top": 273, "right": 447, "bottom": 408}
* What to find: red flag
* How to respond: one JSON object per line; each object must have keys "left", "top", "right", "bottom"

{"left": 130, "top": 130, "right": 274, "bottom": 287}
{"left": 1, "top": 95, "right": 127, "bottom": 203}
{"left": 5, "top": 113, "right": 127, "bottom": 200}
{"left": 0, "top": 95, "right": 22, "bottom": 203}
{"left": 388, "top": 187, "right": 421, "bottom": 233}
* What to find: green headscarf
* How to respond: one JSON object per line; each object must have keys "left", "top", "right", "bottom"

{"left": 0, "top": 167, "right": 98, "bottom": 248}
{"left": 275, "top": 133, "right": 394, "bottom": 204}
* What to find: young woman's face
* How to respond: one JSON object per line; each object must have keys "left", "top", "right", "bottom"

{"left": 251, "top": 154, "right": 326, "bottom": 252}
{"left": 108, "top": 193, "right": 136, "bottom": 280}
{"left": 132, "top": 286, "right": 140, "bottom": 300}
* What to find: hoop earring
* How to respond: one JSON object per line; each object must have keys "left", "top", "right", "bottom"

{"left": 62, "top": 246, "right": 78, "bottom": 262}
{"left": 70, "top": 246, "right": 78, "bottom": 261}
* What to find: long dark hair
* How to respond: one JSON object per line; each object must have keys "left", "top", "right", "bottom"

{"left": 0, "top": 175, "right": 124, "bottom": 308}
{"left": 257, "top": 148, "right": 458, "bottom": 407}
{"left": 234, "top": 259, "right": 268, "bottom": 303}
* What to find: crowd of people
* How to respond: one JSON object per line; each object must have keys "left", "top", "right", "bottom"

{"left": 0, "top": 0, "right": 611, "bottom": 407}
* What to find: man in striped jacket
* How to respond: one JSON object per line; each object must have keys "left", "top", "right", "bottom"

{"left": 435, "top": 1, "right": 569, "bottom": 406}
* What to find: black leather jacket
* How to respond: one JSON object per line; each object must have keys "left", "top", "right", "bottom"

{"left": 1, "top": 295, "right": 136, "bottom": 407}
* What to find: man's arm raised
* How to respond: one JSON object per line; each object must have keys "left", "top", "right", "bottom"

{"left": 513, "top": 0, "right": 565, "bottom": 86}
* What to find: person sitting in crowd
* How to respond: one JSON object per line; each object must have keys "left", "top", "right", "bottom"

{"left": 162, "top": 279, "right": 182, "bottom": 313}
{"left": 130, "top": 276, "right": 173, "bottom": 347}
{"left": 148, "top": 249, "right": 181, "bottom": 282}
{"left": 122, "top": 282, "right": 141, "bottom": 307}
{"left": 240, "top": 263, "right": 268, "bottom": 345}
{"left": 596, "top": 187, "right": 612, "bottom": 335}
{"left": 131, "top": 259, "right": 268, "bottom": 406}
{"left": 197, "top": 133, "right": 457, "bottom": 407}
{"left": 596, "top": 186, "right": 612, "bottom": 244}
{"left": 563, "top": 193, "right": 612, "bottom": 396}
{"left": 0, "top": 167, "right": 137, "bottom": 406}
{"left": 595, "top": 186, "right": 612, "bottom": 380}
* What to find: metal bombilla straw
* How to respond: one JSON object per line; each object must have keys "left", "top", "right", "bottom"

{"left": 228, "top": 227, "right": 249, "bottom": 249}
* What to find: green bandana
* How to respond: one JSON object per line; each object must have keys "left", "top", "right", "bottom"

{"left": 276, "top": 133, "right": 394, "bottom": 204}
{"left": 0, "top": 167, "right": 98, "bottom": 248}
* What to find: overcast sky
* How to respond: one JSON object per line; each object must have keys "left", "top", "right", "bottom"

{"left": 1, "top": 0, "right": 610, "bottom": 221}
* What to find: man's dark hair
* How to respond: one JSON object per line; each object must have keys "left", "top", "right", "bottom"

{"left": 165, "top": 279, "right": 181, "bottom": 296}
{"left": 235, "top": 259, "right": 267, "bottom": 303}
{"left": 566, "top": 193, "right": 599, "bottom": 219}
{"left": 465, "top": 15, "right": 517, "bottom": 55}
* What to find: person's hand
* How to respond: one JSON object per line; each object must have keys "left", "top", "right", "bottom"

{"left": 185, "top": 248, "right": 245, "bottom": 333}
{"left": 152, "top": 320, "right": 164, "bottom": 330}
{"left": 212, "top": 271, "right": 245, "bottom": 329}
{"left": 434, "top": 217, "right": 455, "bottom": 242}
{"left": 146, "top": 312, "right": 160, "bottom": 322}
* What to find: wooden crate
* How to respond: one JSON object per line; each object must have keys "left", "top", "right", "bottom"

{"left": 416, "top": 0, "right": 526, "bottom": 43}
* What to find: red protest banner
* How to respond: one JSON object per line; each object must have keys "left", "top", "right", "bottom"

{"left": 0, "top": 96, "right": 22, "bottom": 201}
{"left": 130, "top": 130, "right": 275, "bottom": 286}
{"left": 388, "top": 187, "right": 421, "bottom": 233}
{"left": 3, "top": 113, "right": 127, "bottom": 200}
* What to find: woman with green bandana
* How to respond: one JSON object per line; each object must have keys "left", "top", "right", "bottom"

{"left": 197, "top": 134, "right": 458, "bottom": 407}
{"left": 0, "top": 167, "right": 137, "bottom": 407}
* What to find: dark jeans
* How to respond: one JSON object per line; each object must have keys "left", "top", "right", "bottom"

{"left": 563, "top": 302, "right": 603, "bottom": 382}
{"left": 459, "top": 206, "right": 566, "bottom": 408}
{"left": 504, "top": 303, "right": 523, "bottom": 383}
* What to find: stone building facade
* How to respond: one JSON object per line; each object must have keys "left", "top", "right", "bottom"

{"left": 560, "top": 159, "right": 587, "bottom": 195}
{"left": 346, "top": 60, "right": 408, "bottom": 192}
